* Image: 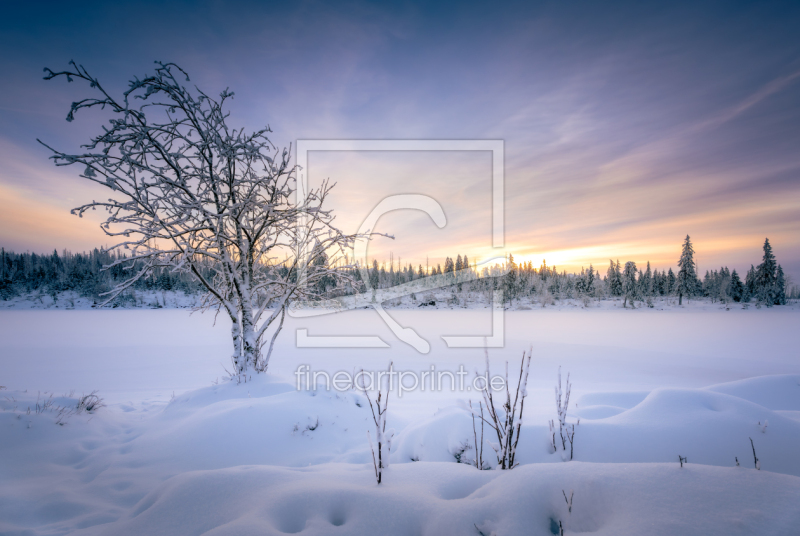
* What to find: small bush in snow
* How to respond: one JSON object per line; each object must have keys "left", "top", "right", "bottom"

{"left": 471, "top": 347, "right": 532, "bottom": 470}
{"left": 360, "top": 362, "right": 394, "bottom": 484}
{"left": 550, "top": 367, "right": 578, "bottom": 460}
{"left": 77, "top": 391, "right": 105, "bottom": 414}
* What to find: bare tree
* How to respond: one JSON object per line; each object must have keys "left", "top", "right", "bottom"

{"left": 472, "top": 347, "right": 532, "bottom": 469}
{"left": 39, "top": 61, "right": 357, "bottom": 375}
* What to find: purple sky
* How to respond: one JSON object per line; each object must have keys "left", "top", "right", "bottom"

{"left": 1, "top": 0, "right": 799, "bottom": 279}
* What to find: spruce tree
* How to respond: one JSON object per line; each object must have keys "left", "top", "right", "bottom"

{"left": 775, "top": 265, "right": 786, "bottom": 305}
{"left": 455, "top": 254, "right": 464, "bottom": 292}
{"left": 745, "top": 265, "right": 756, "bottom": 301}
{"left": 640, "top": 261, "right": 653, "bottom": 297}
{"left": 607, "top": 259, "right": 622, "bottom": 297}
{"left": 676, "top": 235, "right": 697, "bottom": 305}
{"left": 370, "top": 259, "right": 380, "bottom": 289}
{"left": 730, "top": 269, "right": 744, "bottom": 302}
{"left": 622, "top": 261, "right": 638, "bottom": 308}
{"left": 503, "top": 254, "right": 518, "bottom": 303}
{"left": 667, "top": 268, "right": 676, "bottom": 295}
{"left": 755, "top": 238, "right": 777, "bottom": 305}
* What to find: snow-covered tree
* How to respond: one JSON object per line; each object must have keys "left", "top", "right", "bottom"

{"left": 666, "top": 267, "right": 676, "bottom": 295}
{"left": 503, "top": 254, "right": 518, "bottom": 303}
{"left": 40, "top": 61, "right": 357, "bottom": 375}
{"left": 622, "top": 261, "right": 638, "bottom": 308}
{"left": 729, "top": 269, "right": 744, "bottom": 302}
{"left": 745, "top": 265, "right": 756, "bottom": 302}
{"left": 775, "top": 265, "right": 786, "bottom": 305}
{"left": 639, "top": 261, "right": 653, "bottom": 298}
{"left": 676, "top": 235, "right": 697, "bottom": 305}
{"left": 755, "top": 238, "right": 778, "bottom": 305}
{"left": 607, "top": 259, "right": 622, "bottom": 297}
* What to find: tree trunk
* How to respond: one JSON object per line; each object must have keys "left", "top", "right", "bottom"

{"left": 230, "top": 314, "right": 244, "bottom": 373}
{"left": 679, "top": 292, "right": 683, "bottom": 305}
{"left": 241, "top": 310, "right": 258, "bottom": 373}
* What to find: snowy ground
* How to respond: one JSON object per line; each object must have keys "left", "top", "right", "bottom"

{"left": 1, "top": 307, "right": 799, "bottom": 535}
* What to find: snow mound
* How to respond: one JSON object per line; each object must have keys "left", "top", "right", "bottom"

{"left": 705, "top": 374, "right": 800, "bottom": 410}
{"left": 4, "top": 374, "right": 800, "bottom": 535}
{"left": 66, "top": 462, "right": 800, "bottom": 536}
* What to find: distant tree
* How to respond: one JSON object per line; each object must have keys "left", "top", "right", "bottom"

{"left": 666, "top": 267, "right": 676, "bottom": 295}
{"left": 607, "top": 259, "right": 622, "bottom": 297}
{"left": 676, "top": 235, "right": 697, "bottom": 305}
{"left": 729, "top": 269, "right": 744, "bottom": 302}
{"left": 503, "top": 254, "right": 518, "bottom": 303}
{"left": 639, "top": 261, "right": 653, "bottom": 297}
{"left": 775, "top": 265, "right": 787, "bottom": 305}
{"left": 702, "top": 270, "right": 713, "bottom": 300}
{"left": 622, "top": 261, "right": 638, "bottom": 308}
{"left": 454, "top": 254, "right": 463, "bottom": 291}
{"left": 755, "top": 238, "right": 778, "bottom": 305}
{"left": 744, "top": 265, "right": 755, "bottom": 301}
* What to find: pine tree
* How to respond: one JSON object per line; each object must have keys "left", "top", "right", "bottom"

{"left": 745, "top": 265, "right": 756, "bottom": 302}
{"left": 676, "top": 235, "right": 697, "bottom": 305}
{"left": 775, "top": 265, "right": 787, "bottom": 305}
{"left": 370, "top": 259, "right": 380, "bottom": 289}
{"left": 622, "top": 261, "right": 638, "bottom": 308}
{"left": 503, "top": 254, "right": 518, "bottom": 303}
{"left": 607, "top": 259, "right": 622, "bottom": 297}
{"left": 667, "top": 268, "right": 676, "bottom": 295}
{"left": 455, "top": 254, "right": 464, "bottom": 292}
{"left": 755, "top": 238, "right": 777, "bottom": 305}
{"left": 730, "top": 269, "right": 744, "bottom": 302}
{"left": 640, "top": 261, "right": 653, "bottom": 297}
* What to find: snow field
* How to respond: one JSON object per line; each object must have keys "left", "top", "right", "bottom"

{"left": 1, "top": 308, "right": 799, "bottom": 535}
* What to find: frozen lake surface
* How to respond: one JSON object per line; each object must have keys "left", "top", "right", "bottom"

{"left": 2, "top": 305, "right": 797, "bottom": 408}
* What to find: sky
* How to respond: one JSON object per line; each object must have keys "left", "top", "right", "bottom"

{"left": 1, "top": 0, "right": 799, "bottom": 280}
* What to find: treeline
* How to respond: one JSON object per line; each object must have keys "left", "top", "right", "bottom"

{"left": 0, "top": 248, "right": 210, "bottom": 303}
{"left": 1, "top": 236, "right": 794, "bottom": 307}
{"left": 341, "top": 236, "right": 793, "bottom": 307}
{"left": 598, "top": 237, "right": 789, "bottom": 306}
